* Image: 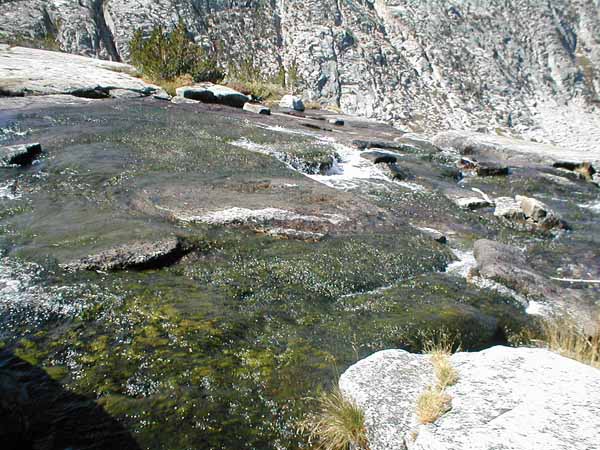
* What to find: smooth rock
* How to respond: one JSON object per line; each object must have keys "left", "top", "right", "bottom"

{"left": 61, "top": 238, "right": 191, "bottom": 271}
{"left": 0, "top": 143, "right": 42, "bottom": 167}
{"left": 341, "top": 346, "right": 600, "bottom": 450}
{"left": 153, "top": 90, "right": 172, "bottom": 101}
{"left": 493, "top": 196, "right": 525, "bottom": 221}
{"left": 516, "top": 195, "right": 557, "bottom": 225}
{"left": 453, "top": 196, "right": 493, "bottom": 210}
{"left": 279, "top": 95, "right": 305, "bottom": 111}
{"left": 416, "top": 227, "right": 447, "bottom": 244}
{"left": 170, "top": 95, "right": 199, "bottom": 105}
{"left": 328, "top": 118, "right": 344, "bottom": 126}
{"left": 243, "top": 103, "right": 271, "bottom": 115}
{"left": 0, "top": 46, "right": 157, "bottom": 97}
{"left": 176, "top": 84, "right": 250, "bottom": 108}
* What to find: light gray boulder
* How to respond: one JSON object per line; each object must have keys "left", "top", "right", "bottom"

{"left": 341, "top": 346, "right": 600, "bottom": 450}
{"left": 493, "top": 196, "right": 525, "bottom": 221}
{"left": 279, "top": 95, "right": 305, "bottom": 111}
{"left": 175, "top": 84, "right": 250, "bottom": 108}
{"left": 494, "top": 195, "right": 564, "bottom": 230}
{"left": 243, "top": 103, "right": 271, "bottom": 115}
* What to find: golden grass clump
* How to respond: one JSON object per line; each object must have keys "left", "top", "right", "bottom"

{"left": 142, "top": 73, "right": 193, "bottom": 97}
{"left": 416, "top": 387, "right": 452, "bottom": 424}
{"left": 299, "top": 388, "right": 369, "bottom": 450}
{"left": 541, "top": 316, "right": 600, "bottom": 368}
{"left": 415, "top": 329, "right": 460, "bottom": 424}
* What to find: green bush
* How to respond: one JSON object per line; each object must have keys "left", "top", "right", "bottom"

{"left": 129, "top": 21, "right": 223, "bottom": 83}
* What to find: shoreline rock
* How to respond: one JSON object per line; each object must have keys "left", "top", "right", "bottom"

{"left": 340, "top": 346, "right": 600, "bottom": 450}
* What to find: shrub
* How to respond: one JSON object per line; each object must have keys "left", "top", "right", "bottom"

{"left": 299, "top": 388, "right": 369, "bottom": 450}
{"left": 129, "top": 21, "right": 223, "bottom": 84}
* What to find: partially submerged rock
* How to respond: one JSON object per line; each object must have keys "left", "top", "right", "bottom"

{"left": 459, "top": 158, "right": 509, "bottom": 176}
{"left": 61, "top": 238, "right": 192, "bottom": 271}
{"left": 494, "top": 195, "right": 565, "bottom": 230}
{"left": 361, "top": 151, "right": 399, "bottom": 164}
{"left": 381, "top": 163, "right": 412, "bottom": 181}
{"left": 176, "top": 83, "right": 250, "bottom": 108}
{"left": 0, "top": 143, "right": 42, "bottom": 166}
{"left": 553, "top": 161, "right": 596, "bottom": 181}
{"left": 243, "top": 103, "right": 271, "bottom": 115}
{"left": 279, "top": 95, "right": 305, "bottom": 111}
{"left": 452, "top": 196, "right": 493, "bottom": 210}
{"left": 341, "top": 346, "right": 600, "bottom": 450}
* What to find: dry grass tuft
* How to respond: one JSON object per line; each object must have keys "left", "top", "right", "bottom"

{"left": 541, "top": 317, "right": 600, "bottom": 368}
{"left": 431, "top": 355, "right": 458, "bottom": 389}
{"left": 142, "top": 74, "right": 193, "bottom": 97}
{"left": 414, "top": 329, "right": 460, "bottom": 424}
{"left": 304, "top": 100, "right": 324, "bottom": 110}
{"left": 224, "top": 79, "right": 287, "bottom": 101}
{"left": 416, "top": 387, "right": 452, "bottom": 424}
{"left": 299, "top": 388, "right": 369, "bottom": 450}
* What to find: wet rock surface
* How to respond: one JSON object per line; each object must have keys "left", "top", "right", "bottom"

{"left": 341, "top": 346, "right": 600, "bottom": 450}
{"left": 62, "top": 238, "right": 192, "bottom": 271}
{"left": 0, "top": 53, "right": 598, "bottom": 449}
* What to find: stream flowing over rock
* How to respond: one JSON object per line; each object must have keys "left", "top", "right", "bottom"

{"left": 340, "top": 346, "right": 600, "bottom": 450}
{"left": 2, "top": 1, "right": 600, "bottom": 153}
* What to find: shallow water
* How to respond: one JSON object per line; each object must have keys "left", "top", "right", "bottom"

{"left": 0, "top": 98, "right": 596, "bottom": 449}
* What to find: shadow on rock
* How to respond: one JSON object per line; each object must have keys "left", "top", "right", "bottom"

{"left": 0, "top": 350, "right": 140, "bottom": 450}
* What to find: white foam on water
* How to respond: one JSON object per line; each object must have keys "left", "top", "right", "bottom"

{"left": 445, "top": 249, "right": 477, "bottom": 278}
{"left": 579, "top": 201, "right": 600, "bottom": 213}
{"left": 0, "top": 182, "right": 20, "bottom": 200}
{"left": 179, "top": 206, "right": 347, "bottom": 225}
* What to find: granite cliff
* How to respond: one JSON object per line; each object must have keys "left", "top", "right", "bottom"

{"left": 2, "top": 0, "right": 600, "bottom": 151}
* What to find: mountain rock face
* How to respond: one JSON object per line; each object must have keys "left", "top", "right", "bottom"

{"left": 1, "top": 0, "right": 599, "bottom": 152}
{"left": 340, "top": 346, "right": 600, "bottom": 450}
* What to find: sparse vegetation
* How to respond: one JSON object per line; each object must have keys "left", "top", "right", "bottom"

{"left": 129, "top": 21, "right": 223, "bottom": 92}
{"left": 299, "top": 388, "right": 369, "bottom": 450}
{"left": 304, "top": 101, "right": 323, "bottom": 110}
{"left": 223, "top": 55, "right": 302, "bottom": 102}
{"left": 416, "top": 330, "right": 459, "bottom": 424}
{"left": 416, "top": 387, "right": 452, "bottom": 424}
{"left": 539, "top": 316, "right": 600, "bottom": 368}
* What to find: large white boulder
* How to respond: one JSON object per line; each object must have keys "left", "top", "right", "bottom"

{"left": 340, "top": 346, "right": 600, "bottom": 450}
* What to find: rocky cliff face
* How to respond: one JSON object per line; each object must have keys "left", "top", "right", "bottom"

{"left": 1, "top": 1, "right": 600, "bottom": 148}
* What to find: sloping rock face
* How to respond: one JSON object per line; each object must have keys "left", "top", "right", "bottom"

{"left": 341, "top": 346, "right": 600, "bottom": 450}
{"left": 1, "top": 1, "right": 599, "bottom": 152}
{"left": 0, "top": 45, "right": 158, "bottom": 97}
